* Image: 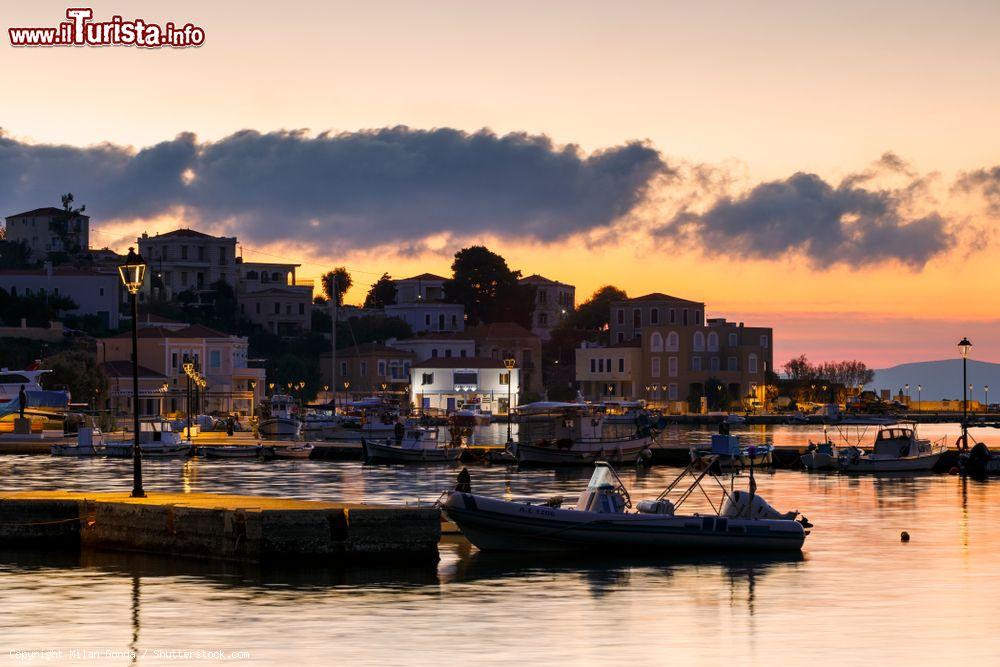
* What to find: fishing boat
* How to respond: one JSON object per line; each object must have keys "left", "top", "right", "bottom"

{"left": 51, "top": 426, "right": 105, "bottom": 457}
{"left": 271, "top": 442, "right": 315, "bottom": 459}
{"left": 507, "top": 402, "right": 655, "bottom": 466}
{"left": 258, "top": 394, "right": 302, "bottom": 439}
{"left": 105, "top": 418, "right": 193, "bottom": 457}
{"left": 443, "top": 460, "right": 809, "bottom": 553}
{"left": 837, "top": 423, "right": 946, "bottom": 473}
{"left": 800, "top": 428, "right": 839, "bottom": 470}
{"left": 691, "top": 434, "right": 773, "bottom": 470}
{"left": 362, "top": 427, "right": 461, "bottom": 463}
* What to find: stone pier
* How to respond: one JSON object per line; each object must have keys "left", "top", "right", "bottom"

{"left": 0, "top": 491, "right": 440, "bottom": 563}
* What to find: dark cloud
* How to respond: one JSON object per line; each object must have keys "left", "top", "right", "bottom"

{"left": 955, "top": 166, "right": 1000, "bottom": 215}
{"left": 0, "top": 127, "right": 668, "bottom": 249}
{"left": 655, "top": 171, "right": 954, "bottom": 269}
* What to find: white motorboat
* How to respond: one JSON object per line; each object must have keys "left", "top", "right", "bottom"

{"left": 725, "top": 413, "right": 747, "bottom": 426}
{"left": 362, "top": 427, "right": 461, "bottom": 463}
{"left": 837, "top": 423, "right": 946, "bottom": 473}
{"left": 271, "top": 443, "right": 315, "bottom": 459}
{"left": 507, "top": 402, "right": 655, "bottom": 466}
{"left": 691, "top": 434, "right": 773, "bottom": 470}
{"left": 0, "top": 364, "right": 51, "bottom": 403}
{"left": 601, "top": 400, "right": 647, "bottom": 425}
{"left": 451, "top": 403, "right": 492, "bottom": 427}
{"left": 443, "top": 461, "right": 809, "bottom": 552}
{"left": 51, "top": 426, "right": 105, "bottom": 457}
{"left": 258, "top": 394, "right": 302, "bottom": 439}
{"left": 104, "top": 418, "right": 193, "bottom": 457}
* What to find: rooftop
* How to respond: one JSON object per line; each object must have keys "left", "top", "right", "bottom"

{"left": 615, "top": 292, "right": 704, "bottom": 306}
{"left": 6, "top": 207, "right": 90, "bottom": 220}
{"left": 142, "top": 228, "right": 234, "bottom": 241}
{"left": 465, "top": 322, "right": 538, "bottom": 340}
{"left": 519, "top": 274, "right": 571, "bottom": 287}
{"left": 412, "top": 356, "right": 507, "bottom": 369}
{"left": 395, "top": 273, "right": 448, "bottom": 283}
{"left": 320, "top": 343, "right": 415, "bottom": 358}
{"left": 106, "top": 324, "right": 234, "bottom": 340}
{"left": 99, "top": 361, "right": 167, "bottom": 378}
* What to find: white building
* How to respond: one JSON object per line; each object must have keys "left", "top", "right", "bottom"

{"left": 410, "top": 357, "right": 520, "bottom": 415}
{"left": 138, "top": 228, "right": 238, "bottom": 299}
{"left": 393, "top": 273, "right": 448, "bottom": 303}
{"left": 237, "top": 260, "right": 313, "bottom": 335}
{"left": 385, "top": 302, "right": 465, "bottom": 334}
{"left": 4, "top": 207, "right": 90, "bottom": 262}
{"left": 387, "top": 333, "right": 475, "bottom": 362}
{"left": 0, "top": 265, "right": 121, "bottom": 328}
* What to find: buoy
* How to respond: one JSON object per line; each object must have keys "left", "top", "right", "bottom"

{"left": 900, "top": 531, "right": 910, "bottom": 542}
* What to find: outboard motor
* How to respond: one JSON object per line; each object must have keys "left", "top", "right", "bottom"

{"left": 964, "top": 442, "right": 992, "bottom": 478}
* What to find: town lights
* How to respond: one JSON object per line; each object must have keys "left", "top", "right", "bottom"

{"left": 118, "top": 247, "right": 147, "bottom": 498}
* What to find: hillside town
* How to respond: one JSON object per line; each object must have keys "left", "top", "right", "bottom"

{"left": 0, "top": 201, "right": 776, "bottom": 422}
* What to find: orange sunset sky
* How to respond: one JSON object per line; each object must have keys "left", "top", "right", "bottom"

{"left": 3, "top": 1, "right": 999, "bottom": 367}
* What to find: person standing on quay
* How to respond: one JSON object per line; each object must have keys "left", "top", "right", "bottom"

{"left": 17, "top": 384, "right": 27, "bottom": 419}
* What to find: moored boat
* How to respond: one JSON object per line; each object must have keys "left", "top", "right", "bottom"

{"left": 362, "top": 427, "right": 461, "bottom": 463}
{"left": 257, "top": 394, "right": 302, "bottom": 439}
{"left": 51, "top": 426, "right": 105, "bottom": 457}
{"left": 200, "top": 444, "right": 265, "bottom": 459}
{"left": 691, "top": 434, "right": 773, "bottom": 470}
{"left": 443, "top": 461, "right": 809, "bottom": 553}
{"left": 271, "top": 443, "right": 315, "bottom": 459}
{"left": 837, "top": 423, "right": 945, "bottom": 473}
{"left": 104, "top": 418, "right": 193, "bottom": 457}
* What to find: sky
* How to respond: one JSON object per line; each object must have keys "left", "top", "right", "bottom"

{"left": 2, "top": 0, "right": 999, "bottom": 368}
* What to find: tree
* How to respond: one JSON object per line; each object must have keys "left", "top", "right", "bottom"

{"left": 0, "top": 239, "right": 34, "bottom": 270}
{"left": 569, "top": 285, "right": 628, "bottom": 331}
{"left": 43, "top": 348, "right": 107, "bottom": 406}
{"left": 444, "top": 246, "right": 535, "bottom": 327}
{"left": 47, "top": 193, "right": 86, "bottom": 264}
{"left": 337, "top": 315, "right": 412, "bottom": 347}
{"left": 321, "top": 267, "right": 353, "bottom": 306}
{"left": 363, "top": 273, "right": 397, "bottom": 308}
{"left": 782, "top": 355, "right": 815, "bottom": 381}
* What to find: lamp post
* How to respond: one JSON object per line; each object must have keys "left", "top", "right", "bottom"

{"left": 959, "top": 337, "right": 972, "bottom": 449}
{"left": 182, "top": 356, "right": 194, "bottom": 438}
{"left": 118, "top": 248, "right": 147, "bottom": 498}
{"left": 904, "top": 383, "right": 909, "bottom": 407}
{"left": 503, "top": 357, "right": 516, "bottom": 443}
{"left": 986, "top": 385, "right": 990, "bottom": 414}
{"left": 917, "top": 384, "right": 922, "bottom": 413}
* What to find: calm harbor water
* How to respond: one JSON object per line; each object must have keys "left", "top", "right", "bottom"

{"left": 2, "top": 424, "right": 1000, "bottom": 666}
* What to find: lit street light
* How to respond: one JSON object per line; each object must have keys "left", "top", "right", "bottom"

{"left": 503, "top": 357, "right": 516, "bottom": 443}
{"left": 118, "top": 248, "right": 147, "bottom": 498}
{"left": 959, "top": 337, "right": 972, "bottom": 449}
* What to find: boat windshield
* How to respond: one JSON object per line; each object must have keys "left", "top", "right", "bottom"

{"left": 587, "top": 464, "right": 622, "bottom": 490}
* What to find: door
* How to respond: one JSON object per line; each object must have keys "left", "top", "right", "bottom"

{"left": 447, "top": 397, "right": 456, "bottom": 412}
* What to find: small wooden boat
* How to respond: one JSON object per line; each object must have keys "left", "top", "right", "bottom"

{"left": 51, "top": 426, "right": 105, "bottom": 457}
{"left": 443, "top": 461, "right": 809, "bottom": 553}
{"left": 837, "top": 423, "right": 945, "bottom": 473}
{"left": 258, "top": 394, "right": 302, "bottom": 439}
{"left": 271, "top": 443, "right": 315, "bottom": 459}
{"left": 200, "top": 445, "right": 264, "bottom": 459}
{"left": 104, "top": 418, "right": 193, "bottom": 457}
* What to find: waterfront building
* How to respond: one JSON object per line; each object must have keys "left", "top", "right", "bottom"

{"left": 138, "top": 229, "right": 239, "bottom": 300}
{"left": 3, "top": 207, "right": 90, "bottom": 262}
{"left": 236, "top": 260, "right": 313, "bottom": 335}
{"left": 98, "top": 324, "right": 265, "bottom": 417}
{"left": 519, "top": 274, "right": 575, "bottom": 340}
{"left": 466, "top": 322, "right": 544, "bottom": 397}
{"left": 387, "top": 332, "right": 476, "bottom": 362}
{"left": 609, "top": 293, "right": 706, "bottom": 344}
{"left": 319, "top": 343, "right": 415, "bottom": 397}
{"left": 409, "top": 357, "right": 520, "bottom": 415}
{"left": 393, "top": 273, "right": 448, "bottom": 303}
{"left": 384, "top": 272, "right": 465, "bottom": 333}
{"left": 575, "top": 341, "right": 644, "bottom": 403}
{"left": 99, "top": 360, "right": 170, "bottom": 418}
{"left": 0, "top": 264, "right": 121, "bottom": 328}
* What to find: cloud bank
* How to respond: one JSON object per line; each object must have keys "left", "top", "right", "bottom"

{"left": 654, "top": 167, "right": 956, "bottom": 269}
{"left": 0, "top": 127, "right": 668, "bottom": 249}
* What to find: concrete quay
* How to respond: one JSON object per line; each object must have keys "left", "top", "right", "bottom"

{"left": 0, "top": 491, "right": 441, "bottom": 563}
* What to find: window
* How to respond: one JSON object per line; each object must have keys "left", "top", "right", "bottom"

{"left": 710, "top": 356, "right": 720, "bottom": 372}
{"left": 616, "top": 309, "right": 625, "bottom": 325}
{"left": 666, "top": 331, "right": 679, "bottom": 351}
{"left": 438, "top": 314, "right": 445, "bottom": 330}
{"left": 445, "top": 349, "right": 453, "bottom": 358}
{"left": 590, "top": 358, "right": 596, "bottom": 373}
{"left": 760, "top": 335, "right": 769, "bottom": 349}
{"left": 98, "top": 288, "right": 104, "bottom": 296}
{"left": 668, "top": 356, "right": 678, "bottom": 377}
{"left": 651, "top": 357, "right": 661, "bottom": 378}
{"left": 727, "top": 356, "right": 738, "bottom": 371}
{"left": 633, "top": 309, "right": 641, "bottom": 327}
{"left": 618, "top": 358, "right": 625, "bottom": 372}
{"left": 729, "top": 333, "right": 739, "bottom": 346}
{"left": 693, "top": 331, "right": 705, "bottom": 352}
{"left": 274, "top": 303, "right": 280, "bottom": 314}
{"left": 422, "top": 372, "right": 434, "bottom": 385}
{"left": 651, "top": 308, "right": 659, "bottom": 324}
{"left": 598, "top": 358, "right": 604, "bottom": 373}
{"left": 171, "top": 353, "right": 178, "bottom": 369}
{"left": 605, "top": 358, "right": 611, "bottom": 373}
{"left": 668, "top": 309, "right": 676, "bottom": 324}
{"left": 210, "top": 350, "right": 221, "bottom": 369}
{"left": 460, "top": 349, "right": 467, "bottom": 358}
{"left": 378, "top": 360, "right": 387, "bottom": 376}
{"left": 431, "top": 349, "right": 439, "bottom": 358}
{"left": 748, "top": 354, "right": 758, "bottom": 374}
{"left": 500, "top": 372, "right": 511, "bottom": 385}
{"left": 181, "top": 245, "right": 188, "bottom": 260}
{"left": 692, "top": 356, "right": 703, "bottom": 372}
{"left": 695, "top": 310, "right": 702, "bottom": 324}
{"left": 539, "top": 313, "right": 549, "bottom": 326}
{"left": 299, "top": 303, "right": 304, "bottom": 315}
{"left": 616, "top": 332, "right": 625, "bottom": 343}
{"left": 453, "top": 371, "right": 477, "bottom": 386}
{"left": 340, "top": 361, "right": 348, "bottom": 376}
{"left": 197, "top": 246, "right": 205, "bottom": 261}
{"left": 707, "top": 332, "right": 719, "bottom": 352}
{"left": 668, "top": 383, "right": 678, "bottom": 400}
{"left": 360, "top": 361, "right": 368, "bottom": 376}
{"left": 425, "top": 314, "right": 431, "bottom": 326}
{"left": 650, "top": 332, "right": 664, "bottom": 352}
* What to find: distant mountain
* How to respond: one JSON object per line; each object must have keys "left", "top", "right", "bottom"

{"left": 871, "top": 359, "right": 1000, "bottom": 403}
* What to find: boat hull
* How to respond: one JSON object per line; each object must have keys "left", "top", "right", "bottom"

{"left": 362, "top": 438, "right": 462, "bottom": 463}
{"left": 800, "top": 451, "right": 836, "bottom": 470}
{"left": 105, "top": 442, "right": 193, "bottom": 458}
{"left": 201, "top": 446, "right": 262, "bottom": 459}
{"left": 271, "top": 444, "right": 315, "bottom": 459}
{"left": 838, "top": 452, "right": 944, "bottom": 473}
{"left": 258, "top": 418, "right": 302, "bottom": 439}
{"left": 510, "top": 438, "right": 652, "bottom": 466}
{"left": 443, "top": 492, "right": 805, "bottom": 553}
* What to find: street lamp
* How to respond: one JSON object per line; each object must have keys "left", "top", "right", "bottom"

{"left": 182, "top": 356, "right": 194, "bottom": 438}
{"left": 503, "top": 357, "right": 516, "bottom": 443}
{"left": 917, "top": 384, "right": 922, "bottom": 413}
{"left": 118, "top": 247, "right": 147, "bottom": 498}
{"left": 959, "top": 337, "right": 972, "bottom": 449}
{"left": 986, "top": 385, "right": 990, "bottom": 413}
{"left": 904, "top": 383, "right": 909, "bottom": 406}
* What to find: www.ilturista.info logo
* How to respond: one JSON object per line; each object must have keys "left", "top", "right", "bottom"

{"left": 9, "top": 8, "right": 205, "bottom": 48}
